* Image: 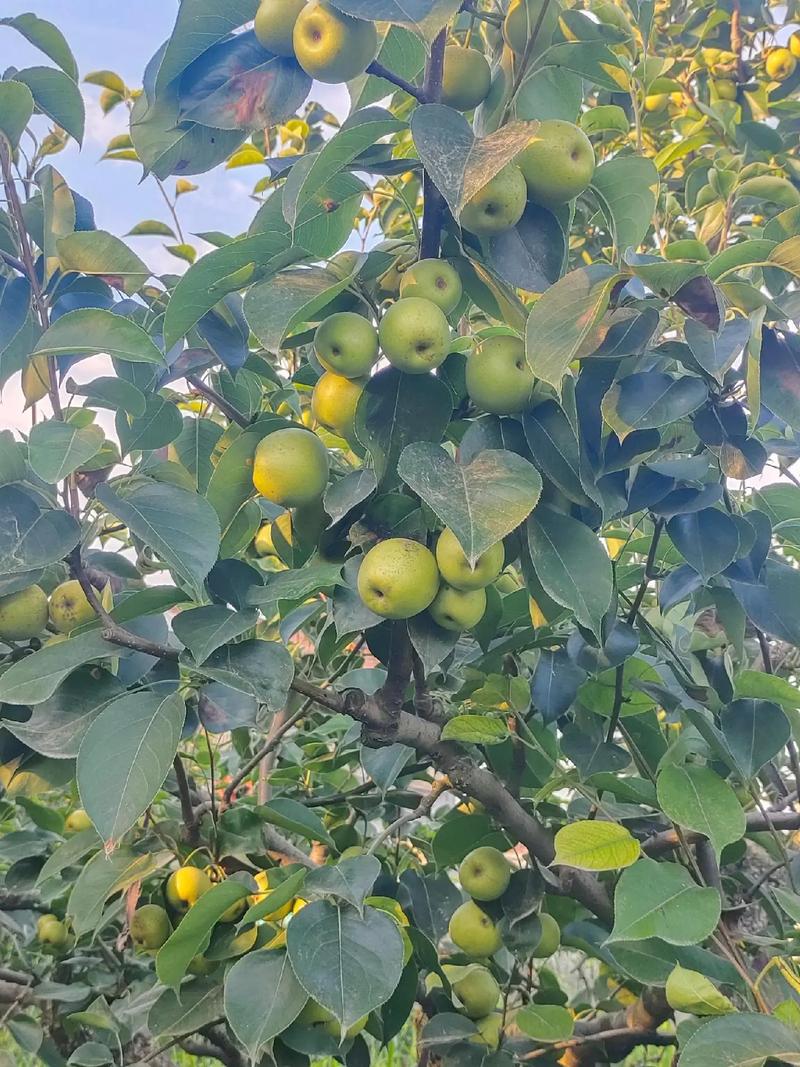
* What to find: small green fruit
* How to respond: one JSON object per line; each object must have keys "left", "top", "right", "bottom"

{"left": 253, "top": 427, "right": 329, "bottom": 507}
{"left": 130, "top": 904, "right": 171, "bottom": 952}
{"left": 459, "top": 846, "right": 511, "bottom": 901}
{"left": 65, "top": 809, "right": 93, "bottom": 833}
{"left": 0, "top": 584, "right": 48, "bottom": 641}
{"left": 293, "top": 1, "right": 378, "bottom": 83}
{"left": 37, "top": 914, "right": 69, "bottom": 947}
{"left": 436, "top": 528, "right": 504, "bottom": 591}
{"left": 358, "top": 538, "right": 440, "bottom": 619}
{"left": 461, "top": 164, "right": 527, "bottom": 236}
{"left": 516, "top": 120, "right": 595, "bottom": 208}
{"left": 314, "top": 311, "right": 379, "bottom": 378}
{"left": 311, "top": 371, "right": 365, "bottom": 440}
{"left": 379, "top": 297, "right": 451, "bottom": 374}
{"left": 254, "top": 0, "right": 307, "bottom": 55}
{"left": 428, "top": 584, "right": 486, "bottom": 632}
{"left": 399, "top": 259, "right": 462, "bottom": 314}
{"left": 165, "top": 866, "right": 213, "bottom": 914}
{"left": 473, "top": 1011, "right": 503, "bottom": 1050}
{"left": 441, "top": 46, "right": 492, "bottom": 111}
{"left": 448, "top": 900, "right": 503, "bottom": 957}
{"left": 466, "top": 334, "right": 534, "bottom": 414}
{"left": 532, "top": 912, "right": 561, "bottom": 958}
{"left": 444, "top": 964, "right": 501, "bottom": 1019}
{"left": 49, "top": 579, "right": 96, "bottom": 633}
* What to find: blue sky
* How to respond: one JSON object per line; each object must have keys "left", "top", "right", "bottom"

{"left": 1, "top": 1, "right": 349, "bottom": 270}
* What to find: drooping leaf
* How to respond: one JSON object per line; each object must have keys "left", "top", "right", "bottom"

{"left": 14, "top": 66, "right": 84, "bottom": 143}
{"left": 0, "top": 631, "right": 130, "bottom": 706}
{"left": 57, "top": 231, "right": 149, "bottom": 296}
{"left": 27, "top": 420, "right": 104, "bottom": 484}
{"left": 602, "top": 371, "right": 708, "bottom": 439}
{"left": 680, "top": 1014, "right": 800, "bottom": 1067}
{"left": 525, "top": 264, "right": 621, "bottom": 391}
{"left": 398, "top": 443, "right": 541, "bottom": 565}
{"left": 486, "top": 204, "right": 566, "bottom": 292}
{"left": 0, "top": 81, "right": 35, "bottom": 150}
{"left": 656, "top": 764, "right": 745, "bottom": 858}
{"left": 526, "top": 505, "right": 613, "bottom": 634}
{"left": 590, "top": 155, "right": 658, "bottom": 257}
{"left": 191, "top": 639, "right": 294, "bottom": 710}
{"left": 156, "top": 880, "right": 251, "bottom": 989}
{"left": 67, "top": 847, "right": 168, "bottom": 936}
{"left": 224, "top": 950, "right": 307, "bottom": 1060}
{"left": 0, "top": 14, "right": 78, "bottom": 79}
{"left": 608, "top": 858, "right": 722, "bottom": 945}
{"left": 0, "top": 486, "right": 80, "bottom": 578}
{"left": 286, "top": 900, "right": 405, "bottom": 1029}
{"left": 32, "top": 309, "right": 165, "bottom": 364}
{"left": 304, "top": 855, "right": 381, "bottom": 912}
{"left": 96, "top": 480, "right": 220, "bottom": 597}
{"left": 77, "top": 692, "right": 185, "bottom": 844}
{"left": 171, "top": 605, "right": 258, "bottom": 665}
{"left": 719, "top": 698, "right": 790, "bottom": 779}
{"left": 665, "top": 965, "right": 734, "bottom": 1016}
{"left": 149, "top": 978, "right": 224, "bottom": 1039}
{"left": 553, "top": 821, "right": 640, "bottom": 871}
{"left": 666, "top": 509, "right": 740, "bottom": 580}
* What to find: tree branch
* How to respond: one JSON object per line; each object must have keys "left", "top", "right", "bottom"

{"left": 420, "top": 29, "right": 447, "bottom": 259}
{"left": 367, "top": 777, "right": 449, "bottom": 854}
{"left": 187, "top": 374, "right": 250, "bottom": 428}
{"left": 173, "top": 754, "right": 200, "bottom": 846}
{"left": 644, "top": 809, "right": 800, "bottom": 855}
{"left": 366, "top": 60, "right": 427, "bottom": 103}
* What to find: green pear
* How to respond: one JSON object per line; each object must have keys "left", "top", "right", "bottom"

{"left": 436, "top": 528, "right": 504, "bottom": 591}
{"left": 0, "top": 584, "right": 48, "bottom": 641}
{"left": 357, "top": 538, "right": 440, "bottom": 619}
{"left": 517, "top": 120, "right": 595, "bottom": 208}
{"left": 448, "top": 900, "right": 503, "bottom": 957}
{"left": 466, "top": 334, "right": 534, "bottom": 414}
{"left": 461, "top": 164, "right": 527, "bottom": 236}
{"left": 459, "top": 846, "right": 511, "bottom": 901}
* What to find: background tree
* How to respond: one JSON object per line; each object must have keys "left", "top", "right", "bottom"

{"left": 2, "top": 0, "right": 800, "bottom": 1064}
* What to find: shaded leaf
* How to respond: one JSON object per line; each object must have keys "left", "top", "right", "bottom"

{"left": 608, "top": 858, "right": 721, "bottom": 945}
{"left": 656, "top": 764, "right": 745, "bottom": 858}
{"left": 224, "top": 950, "right": 307, "bottom": 1060}
{"left": 33, "top": 309, "right": 164, "bottom": 364}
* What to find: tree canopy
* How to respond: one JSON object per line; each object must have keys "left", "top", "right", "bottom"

{"left": 2, "top": 0, "right": 800, "bottom": 1065}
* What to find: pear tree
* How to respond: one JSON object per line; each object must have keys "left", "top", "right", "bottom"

{"left": 3, "top": 0, "right": 800, "bottom": 1064}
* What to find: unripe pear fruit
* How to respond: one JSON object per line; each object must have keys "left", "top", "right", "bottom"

{"left": 65, "top": 808, "right": 93, "bottom": 833}
{"left": 130, "top": 904, "right": 172, "bottom": 952}
{"left": 531, "top": 912, "right": 560, "bottom": 958}
{"left": 466, "top": 334, "right": 534, "bottom": 414}
{"left": 449, "top": 900, "right": 504, "bottom": 957}
{"left": 473, "top": 1011, "right": 503, "bottom": 1049}
{"left": 314, "top": 311, "right": 379, "bottom": 378}
{"left": 49, "top": 580, "right": 96, "bottom": 633}
{"left": 21, "top": 354, "right": 50, "bottom": 407}
{"left": 440, "top": 46, "right": 492, "bottom": 111}
{"left": 503, "top": 0, "right": 549, "bottom": 53}
{"left": 459, "top": 846, "right": 511, "bottom": 901}
{"left": 516, "top": 120, "right": 595, "bottom": 208}
{"left": 254, "top": 522, "right": 277, "bottom": 557}
{"left": 311, "top": 371, "right": 365, "bottom": 441}
{"left": 711, "top": 78, "right": 737, "bottom": 101}
{"left": 428, "top": 583, "right": 486, "bottom": 632}
{"left": 165, "top": 866, "right": 212, "bottom": 913}
{"left": 292, "top": 1, "right": 378, "bottom": 83}
{"left": 766, "top": 48, "right": 797, "bottom": 81}
{"left": 219, "top": 895, "right": 248, "bottom": 923}
{"left": 436, "top": 528, "right": 504, "bottom": 591}
{"left": 379, "top": 297, "right": 451, "bottom": 374}
{"left": 254, "top": 0, "right": 307, "bottom": 55}
{"left": 296, "top": 998, "right": 368, "bottom": 1039}
{"left": 444, "top": 964, "right": 501, "bottom": 1018}
{"left": 357, "top": 538, "right": 439, "bottom": 619}
{"left": 0, "top": 584, "right": 48, "bottom": 641}
{"left": 399, "top": 259, "right": 462, "bottom": 314}
{"left": 461, "top": 163, "right": 527, "bottom": 236}
{"left": 37, "top": 914, "right": 69, "bottom": 946}
{"left": 253, "top": 427, "right": 329, "bottom": 507}
{"left": 644, "top": 93, "right": 668, "bottom": 112}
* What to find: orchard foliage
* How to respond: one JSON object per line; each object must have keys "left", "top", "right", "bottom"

{"left": 4, "top": 0, "right": 800, "bottom": 1064}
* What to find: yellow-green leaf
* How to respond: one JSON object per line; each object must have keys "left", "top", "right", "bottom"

{"left": 553, "top": 820, "right": 640, "bottom": 871}
{"left": 665, "top": 964, "right": 735, "bottom": 1016}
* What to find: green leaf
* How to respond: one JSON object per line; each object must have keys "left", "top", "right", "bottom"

{"left": 608, "top": 858, "right": 721, "bottom": 945}
{"left": 656, "top": 764, "right": 745, "bottom": 858}
{"left": 516, "top": 1004, "right": 574, "bottom": 1042}
{"left": 96, "top": 479, "right": 220, "bottom": 597}
{"left": 524, "top": 264, "right": 621, "bottom": 391}
{"left": 77, "top": 692, "right": 185, "bottom": 844}
{"left": 33, "top": 309, "right": 164, "bottom": 364}
{"left": 256, "top": 798, "right": 333, "bottom": 846}
{"left": 432, "top": 813, "right": 510, "bottom": 869}
{"left": 192, "top": 639, "right": 294, "bottom": 710}
{"left": 666, "top": 509, "right": 740, "bottom": 580}
{"left": 156, "top": 880, "right": 251, "bottom": 989}
{"left": 553, "top": 821, "right": 640, "bottom": 871}
{"left": 0, "top": 81, "right": 35, "bottom": 151}
{"left": 172, "top": 416, "right": 225, "bottom": 492}
{"left": 243, "top": 266, "right": 356, "bottom": 352}
{"left": 224, "top": 950, "right": 307, "bottom": 1060}
{"left": 0, "top": 486, "right": 80, "bottom": 579}
{"left": 172, "top": 605, "right": 257, "bottom": 665}
{"left": 733, "top": 670, "right": 800, "bottom": 709}
{"left": 57, "top": 231, "right": 149, "bottom": 296}
{"left": 761, "top": 330, "right": 800, "bottom": 432}
{"left": 126, "top": 219, "right": 176, "bottom": 238}
{"left": 774, "top": 887, "right": 800, "bottom": 924}
{"left": 720, "top": 699, "right": 791, "bottom": 778}
{"left": 117, "top": 397, "right": 183, "bottom": 455}
{"left": 283, "top": 107, "right": 404, "bottom": 228}
{"left": 440, "top": 715, "right": 509, "bottom": 745}
{"left": 0, "top": 14, "right": 78, "bottom": 79}
{"left": 36, "top": 827, "right": 100, "bottom": 888}
{"left": 526, "top": 505, "right": 613, "bottom": 634}
{"left": 14, "top": 67, "right": 84, "bottom": 143}
{"left": 148, "top": 977, "right": 224, "bottom": 1039}
{"left": 241, "top": 868, "right": 307, "bottom": 924}
{"left": 70, "top": 377, "right": 147, "bottom": 417}
{"left": 67, "top": 846, "right": 168, "bottom": 936}
{"left": 398, "top": 443, "right": 541, "bottom": 566}
{"left": 5, "top": 668, "right": 125, "bottom": 758}
{"left": 537, "top": 41, "right": 631, "bottom": 92}
{"left": 411, "top": 104, "right": 537, "bottom": 219}
{"left": 0, "top": 631, "right": 130, "bottom": 706}
{"left": 27, "top": 420, "right": 104, "bottom": 483}
{"left": 580, "top": 105, "right": 629, "bottom": 135}
{"left": 680, "top": 1014, "right": 800, "bottom": 1067}
{"left": 590, "top": 155, "right": 659, "bottom": 257}
{"left": 354, "top": 368, "right": 453, "bottom": 486}
{"left": 665, "top": 965, "right": 734, "bottom": 1016}
{"left": 602, "top": 371, "right": 708, "bottom": 439}
{"left": 286, "top": 900, "right": 405, "bottom": 1029}
{"left": 304, "top": 855, "right": 380, "bottom": 912}
{"left": 155, "top": 0, "right": 259, "bottom": 96}
{"left": 326, "top": 0, "right": 460, "bottom": 40}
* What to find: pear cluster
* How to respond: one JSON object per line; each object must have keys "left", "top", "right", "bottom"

{"left": 357, "top": 527, "right": 505, "bottom": 630}
{"left": 0, "top": 578, "right": 98, "bottom": 643}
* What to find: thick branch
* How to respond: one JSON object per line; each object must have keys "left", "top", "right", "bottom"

{"left": 187, "top": 374, "right": 250, "bottom": 428}
{"left": 366, "top": 60, "right": 427, "bottom": 103}
{"left": 644, "top": 809, "right": 800, "bottom": 856}
{"left": 419, "top": 30, "right": 447, "bottom": 259}
{"left": 537, "top": 988, "right": 673, "bottom": 1065}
